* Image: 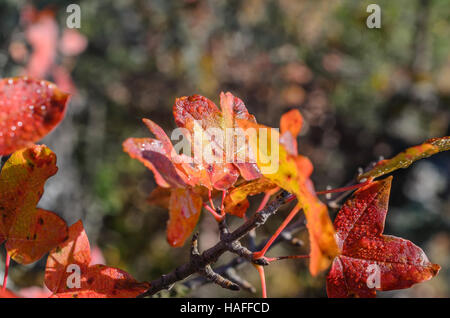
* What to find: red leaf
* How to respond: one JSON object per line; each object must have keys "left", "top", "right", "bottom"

{"left": 327, "top": 177, "right": 440, "bottom": 298}
{"left": 123, "top": 119, "right": 200, "bottom": 188}
{"left": 123, "top": 137, "right": 189, "bottom": 188}
{"left": 173, "top": 93, "right": 260, "bottom": 190}
{"left": 45, "top": 221, "right": 150, "bottom": 298}
{"left": 147, "top": 186, "right": 172, "bottom": 208}
{"left": 0, "top": 77, "right": 70, "bottom": 155}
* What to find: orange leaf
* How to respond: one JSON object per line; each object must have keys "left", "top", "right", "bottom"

{"left": 45, "top": 221, "right": 149, "bottom": 298}
{"left": 0, "top": 145, "right": 68, "bottom": 264}
{"left": 358, "top": 136, "right": 450, "bottom": 182}
{"left": 6, "top": 208, "right": 68, "bottom": 265}
{"left": 238, "top": 118, "right": 339, "bottom": 275}
{"left": 280, "top": 109, "right": 303, "bottom": 137}
{"left": 173, "top": 93, "right": 260, "bottom": 190}
{"left": 123, "top": 137, "right": 190, "bottom": 188}
{"left": 280, "top": 109, "right": 303, "bottom": 155}
{"left": 147, "top": 186, "right": 172, "bottom": 209}
{"left": 45, "top": 220, "right": 90, "bottom": 293}
{"left": 224, "top": 178, "right": 277, "bottom": 217}
{"left": 167, "top": 188, "right": 203, "bottom": 247}
{"left": 0, "top": 77, "right": 70, "bottom": 155}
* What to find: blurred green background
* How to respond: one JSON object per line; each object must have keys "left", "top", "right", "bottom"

{"left": 0, "top": 0, "right": 449, "bottom": 297}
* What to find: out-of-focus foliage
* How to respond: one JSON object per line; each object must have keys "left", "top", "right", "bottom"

{"left": 0, "top": 0, "right": 448, "bottom": 297}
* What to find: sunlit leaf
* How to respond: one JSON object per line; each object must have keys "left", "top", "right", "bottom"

{"left": 0, "top": 145, "right": 68, "bottom": 264}
{"left": 358, "top": 136, "right": 450, "bottom": 182}
{"left": 173, "top": 93, "right": 261, "bottom": 190}
{"left": 167, "top": 188, "right": 203, "bottom": 247}
{"left": 238, "top": 118, "right": 338, "bottom": 275}
{"left": 45, "top": 221, "right": 150, "bottom": 298}
{"left": 0, "top": 77, "right": 70, "bottom": 155}
{"left": 327, "top": 177, "right": 440, "bottom": 298}
{"left": 280, "top": 109, "right": 303, "bottom": 155}
{"left": 224, "top": 178, "right": 277, "bottom": 217}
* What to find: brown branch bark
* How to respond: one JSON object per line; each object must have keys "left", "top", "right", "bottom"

{"left": 138, "top": 190, "right": 293, "bottom": 298}
{"left": 182, "top": 217, "right": 306, "bottom": 293}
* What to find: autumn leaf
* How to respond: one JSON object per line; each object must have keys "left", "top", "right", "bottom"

{"left": 224, "top": 178, "right": 277, "bottom": 217}
{"left": 124, "top": 93, "right": 261, "bottom": 191}
{"left": 0, "top": 145, "right": 68, "bottom": 264}
{"left": 0, "top": 77, "right": 70, "bottom": 155}
{"left": 147, "top": 186, "right": 172, "bottom": 209}
{"left": 124, "top": 119, "right": 206, "bottom": 247}
{"left": 358, "top": 136, "right": 450, "bottom": 182}
{"left": 223, "top": 109, "right": 309, "bottom": 217}
{"left": 147, "top": 186, "right": 211, "bottom": 247}
{"left": 327, "top": 176, "right": 440, "bottom": 298}
{"left": 166, "top": 188, "right": 203, "bottom": 247}
{"left": 124, "top": 92, "right": 262, "bottom": 247}
{"left": 238, "top": 116, "right": 339, "bottom": 275}
{"left": 173, "top": 92, "right": 261, "bottom": 190}
{"left": 0, "top": 288, "right": 19, "bottom": 298}
{"left": 123, "top": 118, "right": 199, "bottom": 189}
{"left": 280, "top": 109, "right": 303, "bottom": 156}
{"left": 45, "top": 220, "right": 150, "bottom": 298}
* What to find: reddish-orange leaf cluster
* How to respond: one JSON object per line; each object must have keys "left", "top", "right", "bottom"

{"left": 45, "top": 221, "right": 150, "bottom": 298}
{"left": 0, "top": 77, "right": 70, "bottom": 155}
{"left": 124, "top": 92, "right": 262, "bottom": 246}
{"left": 173, "top": 93, "right": 261, "bottom": 189}
{"left": 327, "top": 177, "right": 440, "bottom": 297}
{"left": 0, "top": 145, "right": 68, "bottom": 264}
{"left": 223, "top": 109, "right": 312, "bottom": 217}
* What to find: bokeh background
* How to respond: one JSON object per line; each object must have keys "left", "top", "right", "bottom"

{"left": 0, "top": 0, "right": 449, "bottom": 298}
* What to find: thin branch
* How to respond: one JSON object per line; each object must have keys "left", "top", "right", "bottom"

{"left": 181, "top": 214, "right": 306, "bottom": 293}
{"left": 138, "top": 190, "right": 292, "bottom": 297}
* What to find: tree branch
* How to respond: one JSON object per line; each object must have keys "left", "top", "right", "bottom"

{"left": 138, "top": 190, "right": 293, "bottom": 297}
{"left": 182, "top": 216, "right": 306, "bottom": 293}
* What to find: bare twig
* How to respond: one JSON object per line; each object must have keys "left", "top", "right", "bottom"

{"left": 181, "top": 213, "right": 306, "bottom": 293}
{"left": 138, "top": 190, "right": 292, "bottom": 297}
